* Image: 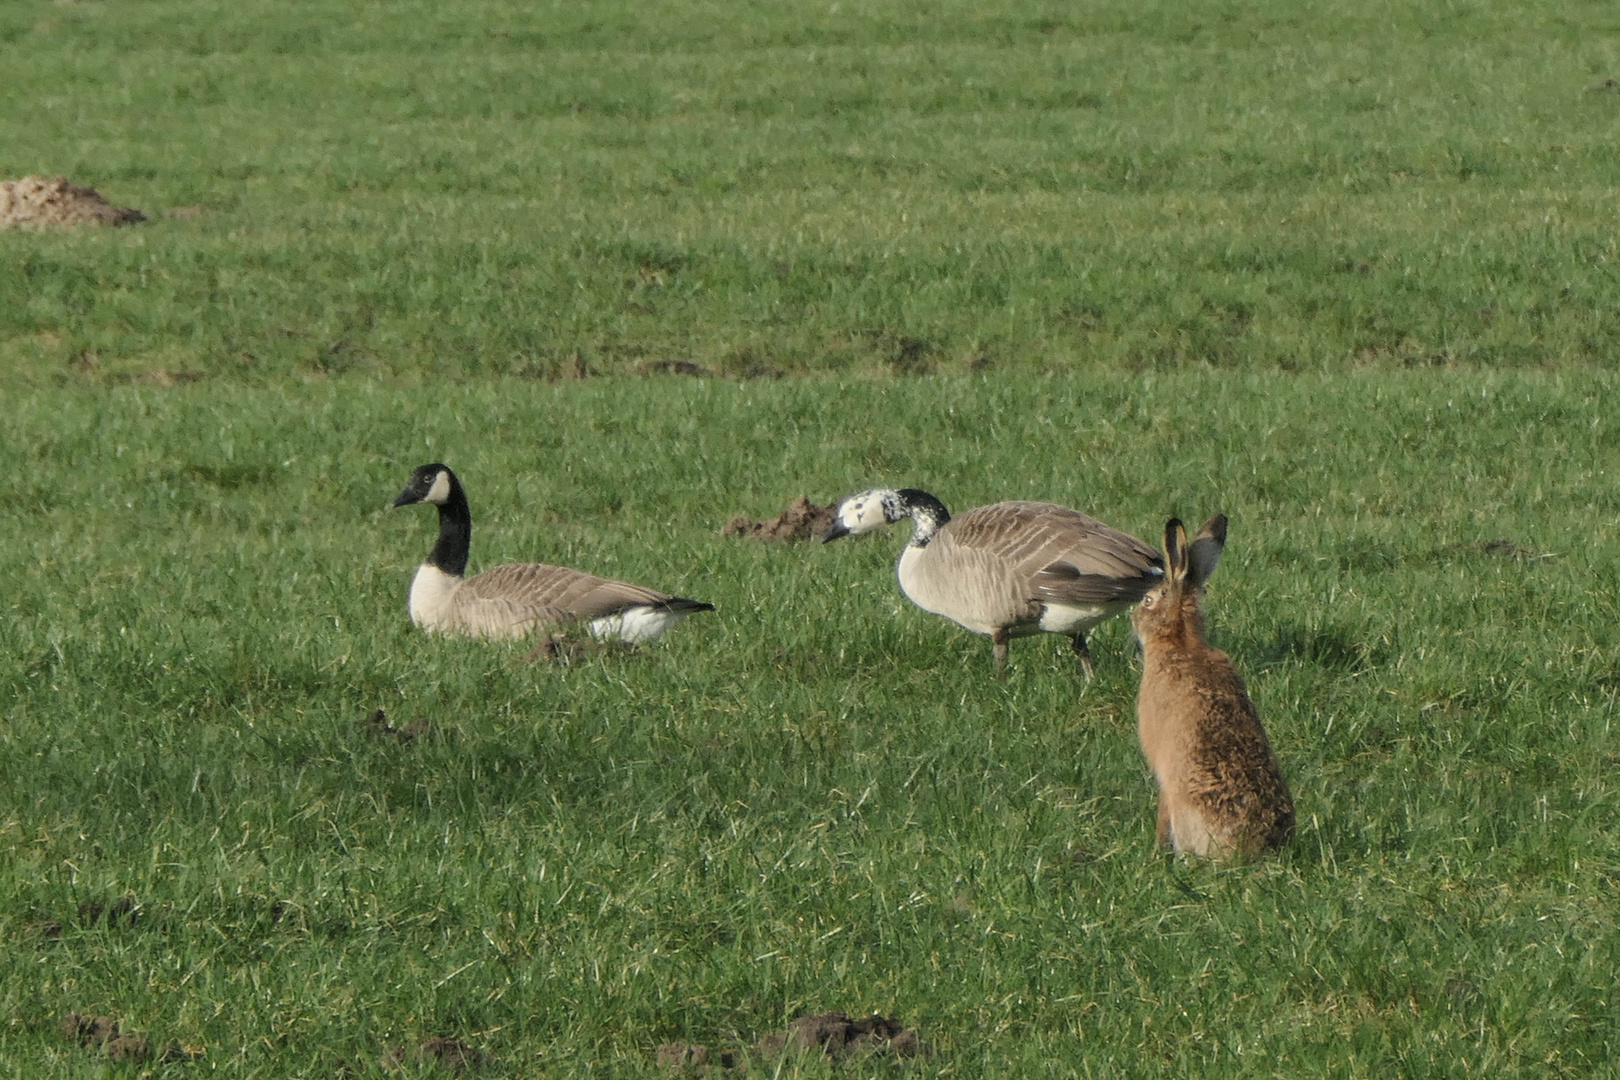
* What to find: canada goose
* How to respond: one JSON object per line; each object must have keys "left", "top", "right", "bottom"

{"left": 821, "top": 488, "right": 1162, "bottom": 674}
{"left": 390, "top": 463, "right": 714, "bottom": 643}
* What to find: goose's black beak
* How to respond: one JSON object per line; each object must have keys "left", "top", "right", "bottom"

{"left": 391, "top": 487, "right": 421, "bottom": 509}
{"left": 820, "top": 522, "right": 850, "bottom": 543}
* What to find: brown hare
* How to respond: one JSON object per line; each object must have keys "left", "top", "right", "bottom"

{"left": 1133, "top": 514, "right": 1293, "bottom": 859}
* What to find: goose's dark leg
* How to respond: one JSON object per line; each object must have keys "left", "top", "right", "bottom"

{"left": 1071, "top": 633, "right": 1095, "bottom": 680}
{"left": 992, "top": 627, "right": 1011, "bottom": 674}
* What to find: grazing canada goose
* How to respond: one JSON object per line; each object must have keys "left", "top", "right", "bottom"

{"left": 390, "top": 463, "right": 714, "bottom": 643}
{"left": 821, "top": 488, "right": 1162, "bottom": 675}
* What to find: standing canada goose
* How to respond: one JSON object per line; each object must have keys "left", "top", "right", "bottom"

{"left": 821, "top": 488, "right": 1162, "bottom": 675}
{"left": 390, "top": 463, "right": 713, "bottom": 643}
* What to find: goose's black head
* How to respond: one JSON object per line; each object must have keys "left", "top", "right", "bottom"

{"left": 392, "top": 463, "right": 459, "bottom": 509}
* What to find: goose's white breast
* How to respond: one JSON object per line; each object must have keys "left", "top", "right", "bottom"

{"left": 408, "top": 563, "right": 462, "bottom": 631}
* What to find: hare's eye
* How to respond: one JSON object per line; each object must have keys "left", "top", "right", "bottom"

{"left": 1140, "top": 595, "right": 1156, "bottom": 609}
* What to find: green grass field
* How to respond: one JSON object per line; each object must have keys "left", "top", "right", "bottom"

{"left": 6, "top": 0, "right": 1620, "bottom": 380}
{"left": 5, "top": 373, "right": 1620, "bottom": 1075}
{"left": 5, "top": 0, "right": 1620, "bottom": 1076}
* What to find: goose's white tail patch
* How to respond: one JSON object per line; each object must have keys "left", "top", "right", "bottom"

{"left": 1038, "top": 600, "right": 1126, "bottom": 636}
{"left": 589, "top": 605, "right": 687, "bottom": 644}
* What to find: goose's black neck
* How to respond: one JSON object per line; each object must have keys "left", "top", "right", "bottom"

{"left": 428, "top": 482, "right": 472, "bottom": 577}
{"left": 895, "top": 488, "right": 951, "bottom": 547}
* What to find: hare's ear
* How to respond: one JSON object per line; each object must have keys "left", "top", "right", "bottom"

{"left": 1162, "top": 518, "right": 1189, "bottom": 584}
{"left": 1186, "top": 513, "right": 1228, "bottom": 589}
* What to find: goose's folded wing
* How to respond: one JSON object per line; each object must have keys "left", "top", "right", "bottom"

{"left": 463, "top": 562, "right": 677, "bottom": 622}
{"left": 950, "top": 502, "right": 1162, "bottom": 589}
{"left": 1031, "top": 560, "right": 1161, "bottom": 603}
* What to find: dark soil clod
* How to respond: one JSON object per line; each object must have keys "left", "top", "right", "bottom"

{"left": 59, "top": 1013, "right": 162, "bottom": 1062}
{"left": 1445, "top": 976, "right": 1480, "bottom": 1004}
{"left": 659, "top": 1013, "right": 926, "bottom": 1073}
{"left": 1439, "top": 539, "right": 1557, "bottom": 562}
{"left": 60, "top": 1014, "right": 121, "bottom": 1047}
{"left": 760, "top": 1012, "right": 926, "bottom": 1061}
{"left": 1465, "top": 539, "right": 1556, "bottom": 561}
{"left": 656, "top": 1042, "right": 739, "bottom": 1075}
{"left": 161, "top": 1043, "right": 206, "bottom": 1064}
{"left": 418, "top": 1036, "right": 487, "bottom": 1071}
{"left": 360, "top": 708, "right": 429, "bottom": 741}
{"left": 524, "top": 636, "right": 608, "bottom": 664}
{"left": 638, "top": 359, "right": 710, "bottom": 377}
{"left": 106, "top": 1035, "right": 152, "bottom": 1062}
{"left": 722, "top": 496, "right": 838, "bottom": 542}
{"left": 78, "top": 894, "right": 140, "bottom": 928}
{"left": 24, "top": 917, "right": 63, "bottom": 939}
{"left": 657, "top": 1043, "right": 716, "bottom": 1072}
{"left": 1, "top": 175, "right": 145, "bottom": 227}
{"left": 385, "top": 1037, "right": 487, "bottom": 1073}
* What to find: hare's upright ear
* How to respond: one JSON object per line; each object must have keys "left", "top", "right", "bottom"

{"left": 1162, "top": 518, "right": 1189, "bottom": 585}
{"left": 1186, "top": 513, "right": 1228, "bottom": 590}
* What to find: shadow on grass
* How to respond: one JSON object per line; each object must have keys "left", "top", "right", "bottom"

{"left": 1253, "top": 621, "right": 1385, "bottom": 675}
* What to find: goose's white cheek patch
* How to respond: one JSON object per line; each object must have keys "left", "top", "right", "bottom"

{"left": 425, "top": 471, "right": 452, "bottom": 505}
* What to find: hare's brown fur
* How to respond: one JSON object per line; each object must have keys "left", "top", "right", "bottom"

{"left": 1133, "top": 515, "right": 1293, "bottom": 859}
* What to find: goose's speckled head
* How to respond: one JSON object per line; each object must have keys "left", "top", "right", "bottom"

{"left": 820, "top": 488, "right": 903, "bottom": 542}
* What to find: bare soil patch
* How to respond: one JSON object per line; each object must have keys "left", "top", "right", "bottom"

{"left": 658, "top": 1043, "right": 736, "bottom": 1072}
{"left": 525, "top": 636, "right": 599, "bottom": 663}
{"left": 1441, "top": 538, "right": 1558, "bottom": 562}
{"left": 78, "top": 893, "right": 140, "bottom": 928}
{"left": 524, "top": 636, "right": 646, "bottom": 664}
{"left": 636, "top": 359, "right": 710, "bottom": 377}
{"left": 722, "top": 496, "right": 837, "bottom": 542}
{"left": 760, "top": 1012, "right": 927, "bottom": 1061}
{"left": 658, "top": 1012, "right": 927, "bottom": 1073}
{"left": 59, "top": 1014, "right": 150, "bottom": 1062}
{"left": 384, "top": 1037, "right": 487, "bottom": 1073}
{"left": 0, "top": 176, "right": 145, "bottom": 228}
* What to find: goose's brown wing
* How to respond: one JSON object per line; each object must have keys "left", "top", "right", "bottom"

{"left": 946, "top": 501, "right": 1162, "bottom": 604}
{"left": 462, "top": 562, "right": 679, "bottom": 625}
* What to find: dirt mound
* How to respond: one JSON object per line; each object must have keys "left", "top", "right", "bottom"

{"left": 0, "top": 175, "right": 145, "bottom": 228}
{"left": 59, "top": 1014, "right": 150, "bottom": 1062}
{"left": 658, "top": 1012, "right": 927, "bottom": 1073}
{"left": 722, "top": 496, "right": 837, "bottom": 542}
